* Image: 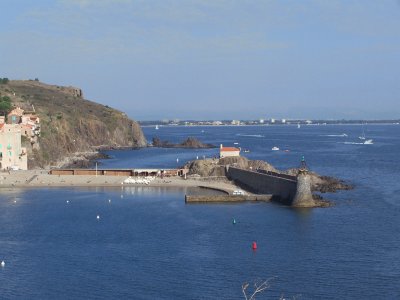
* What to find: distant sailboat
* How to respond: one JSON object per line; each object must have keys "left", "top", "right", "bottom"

{"left": 155, "top": 125, "right": 159, "bottom": 130}
{"left": 359, "top": 124, "right": 366, "bottom": 140}
{"left": 297, "top": 123, "right": 301, "bottom": 129}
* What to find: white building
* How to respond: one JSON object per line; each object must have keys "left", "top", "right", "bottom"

{"left": 0, "top": 124, "right": 28, "bottom": 170}
{"left": 220, "top": 144, "right": 240, "bottom": 158}
{"left": 231, "top": 120, "right": 241, "bottom": 125}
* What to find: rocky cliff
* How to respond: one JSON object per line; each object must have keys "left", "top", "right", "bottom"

{"left": 0, "top": 80, "right": 147, "bottom": 168}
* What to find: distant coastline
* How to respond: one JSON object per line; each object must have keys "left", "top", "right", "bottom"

{"left": 140, "top": 120, "right": 400, "bottom": 127}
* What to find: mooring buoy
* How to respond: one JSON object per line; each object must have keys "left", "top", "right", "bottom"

{"left": 252, "top": 241, "right": 257, "bottom": 250}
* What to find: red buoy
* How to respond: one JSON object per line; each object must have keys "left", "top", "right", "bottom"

{"left": 252, "top": 241, "right": 257, "bottom": 250}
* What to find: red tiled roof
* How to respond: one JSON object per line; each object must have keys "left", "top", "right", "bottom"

{"left": 220, "top": 147, "right": 240, "bottom": 152}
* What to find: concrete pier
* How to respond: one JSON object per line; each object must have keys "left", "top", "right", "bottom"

{"left": 185, "top": 194, "right": 272, "bottom": 203}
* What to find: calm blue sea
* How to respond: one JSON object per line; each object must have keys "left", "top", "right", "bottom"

{"left": 0, "top": 124, "right": 399, "bottom": 299}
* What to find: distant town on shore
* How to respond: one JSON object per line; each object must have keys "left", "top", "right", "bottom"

{"left": 139, "top": 118, "right": 400, "bottom": 127}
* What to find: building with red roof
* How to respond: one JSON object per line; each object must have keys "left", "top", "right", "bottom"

{"left": 219, "top": 144, "right": 240, "bottom": 158}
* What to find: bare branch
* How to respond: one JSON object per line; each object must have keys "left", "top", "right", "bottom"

{"left": 242, "top": 277, "right": 277, "bottom": 300}
{"left": 242, "top": 283, "right": 250, "bottom": 300}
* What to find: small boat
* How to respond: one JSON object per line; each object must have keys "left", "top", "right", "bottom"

{"left": 297, "top": 123, "right": 300, "bottom": 129}
{"left": 234, "top": 142, "right": 239, "bottom": 145}
{"left": 363, "top": 139, "right": 373, "bottom": 145}
{"left": 155, "top": 125, "right": 159, "bottom": 130}
{"left": 272, "top": 146, "right": 280, "bottom": 151}
{"left": 243, "top": 149, "right": 250, "bottom": 153}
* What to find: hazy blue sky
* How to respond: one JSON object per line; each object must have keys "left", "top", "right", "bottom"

{"left": 1, "top": 0, "right": 399, "bottom": 120}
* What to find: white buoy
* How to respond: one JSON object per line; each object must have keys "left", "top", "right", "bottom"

{"left": 96, "top": 215, "right": 100, "bottom": 220}
{"left": 108, "top": 199, "right": 111, "bottom": 203}
{"left": 1, "top": 261, "right": 5, "bottom": 267}
{"left": 176, "top": 158, "right": 179, "bottom": 163}
{"left": 66, "top": 200, "right": 70, "bottom": 204}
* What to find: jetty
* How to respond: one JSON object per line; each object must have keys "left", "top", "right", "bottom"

{"left": 1, "top": 162, "right": 320, "bottom": 207}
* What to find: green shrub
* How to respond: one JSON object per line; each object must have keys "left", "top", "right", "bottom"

{"left": 0, "top": 96, "right": 11, "bottom": 113}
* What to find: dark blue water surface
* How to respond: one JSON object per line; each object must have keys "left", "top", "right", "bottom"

{"left": 1, "top": 124, "right": 400, "bottom": 299}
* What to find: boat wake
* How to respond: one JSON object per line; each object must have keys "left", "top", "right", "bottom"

{"left": 343, "top": 140, "right": 374, "bottom": 145}
{"left": 322, "top": 134, "right": 348, "bottom": 137}
{"left": 343, "top": 142, "right": 365, "bottom": 145}
{"left": 236, "top": 134, "right": 265, "bottom": 138}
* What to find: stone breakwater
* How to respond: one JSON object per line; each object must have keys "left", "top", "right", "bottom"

{"left": 226, "top": 166, "right": 331, "bottom": 208}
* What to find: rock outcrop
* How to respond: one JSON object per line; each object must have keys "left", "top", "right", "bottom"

{"left": 185, "top": 156, "right": 278, "bottom": 177}
{"left": 152, "top": 137, "right": 216, "bottom": 148}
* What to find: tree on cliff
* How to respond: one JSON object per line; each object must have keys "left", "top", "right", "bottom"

{"left": 0, "top": 96, "right": 12, "bottom": 114}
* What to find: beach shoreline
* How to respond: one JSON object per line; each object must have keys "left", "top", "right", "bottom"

{"left": 0, "top": 170, "right": 241, "bottom": 194}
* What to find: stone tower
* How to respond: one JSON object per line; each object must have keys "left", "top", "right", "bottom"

{"left": 291, "top": 157, "right": 315, "bottom": 207}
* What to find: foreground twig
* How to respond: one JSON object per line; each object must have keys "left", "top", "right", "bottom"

{"left": 242, "top": 277, "right": 277, "bottom": 300}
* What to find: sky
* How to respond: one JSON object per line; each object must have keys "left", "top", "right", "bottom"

{"left": 0, "top": 0, "right": 399, "bottom": 120}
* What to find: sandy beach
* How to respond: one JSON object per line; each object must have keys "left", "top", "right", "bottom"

{"left": 0, "top": 170, "right": 241, "bottom": 194}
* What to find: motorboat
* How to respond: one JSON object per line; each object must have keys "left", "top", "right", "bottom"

{"left": 272, "top": 146, "right": 280, "bottom": 151}
{"left": 363, "top": 139, "right": 373, "bottom": 145}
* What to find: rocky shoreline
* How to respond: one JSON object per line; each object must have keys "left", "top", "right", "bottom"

{"left": 61, "top": 151, "right": 111, "bottom": 169}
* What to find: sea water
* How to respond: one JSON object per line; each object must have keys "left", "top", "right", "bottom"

{"left": 0, "top": 124, "right": 399, "bottom": 299}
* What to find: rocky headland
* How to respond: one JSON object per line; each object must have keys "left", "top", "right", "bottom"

{"left": 0, "top": 80, "right": 146, "bottom": 169}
